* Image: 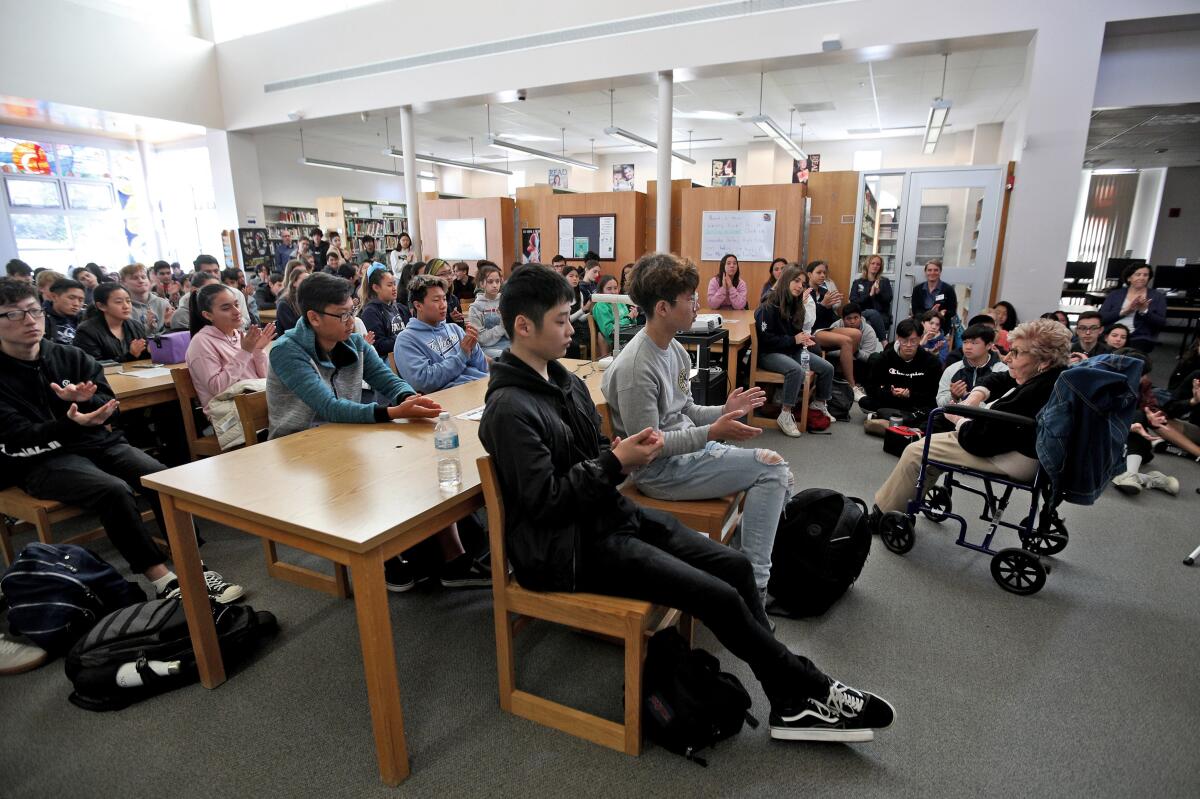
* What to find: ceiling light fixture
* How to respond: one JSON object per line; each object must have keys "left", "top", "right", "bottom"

{"left": 382, "top": 146, "right": 512, "bottom": 175}
{"left": 301, "top": 156, "right": 431, "bottom": 179}
{"left": 742, "top": 73, "right": 808, "bottom": 162}
{"left": 487, "top": 134, "right": 599, "bottom": 170}
{"left": 604, "top": 89, "right": 695, "bottom": 164}
{"left": 923, "top": 55, "right": 953, "bottom": 155}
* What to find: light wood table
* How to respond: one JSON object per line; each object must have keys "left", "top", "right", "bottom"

{"left": 140, "top": 359, "right": 596, "bottom": 786}
{"left": 107, "top": 363, "right": 185, "bottom": 411}
{"left": 258, "top": 308, "right": 276, "bottom": 322}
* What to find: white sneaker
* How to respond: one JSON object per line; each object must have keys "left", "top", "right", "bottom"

{"left": 1142, "top": 471, "right": 1180, "bottom": 496}
{"left": 1111, "top": 471, "right": 1142, "bottom": 495}
{"left": 852, "top": 385, "right": 867, "bottom": 402}
{"left": 777, "top": 411, "right": 801, "bottom": 437}
{"left": 810, "top": 399, "right": 829, "bottom": 415}
{"left": 0, "top": 633, "right": 48, "bottom": 675}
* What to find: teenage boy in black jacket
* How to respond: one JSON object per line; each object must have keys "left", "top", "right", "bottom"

{"left": 478, "top": 266, "right": 895, "bottom": 743}
{"left": 860, "top": 318, "right": 943, "bottom": 415}
{"left": 0, "top": 278, "right": 243, "bottom": 604}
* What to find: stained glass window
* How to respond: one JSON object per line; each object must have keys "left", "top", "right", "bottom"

{"left": 0, "top": 138, "right": 54, "bottom": 174}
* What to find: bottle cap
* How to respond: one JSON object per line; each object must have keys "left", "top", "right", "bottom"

{"left": 438, "top": 411, "right": 449, "bottom": 420}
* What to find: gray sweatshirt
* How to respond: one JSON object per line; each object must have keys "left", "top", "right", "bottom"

{"left": 467, "top": 293, "right": 507, "bottom": 347}
{"left": 601, "top": 329, "right": 724, "bottom": 458}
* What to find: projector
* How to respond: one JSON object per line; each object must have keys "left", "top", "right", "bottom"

{"left": 690, "top": 314, "right": 723, "bottom": 332}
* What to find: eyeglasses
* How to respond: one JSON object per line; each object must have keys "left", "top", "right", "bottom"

{"left": 318, "top": 309, "right": 356, "bottom": 323}
{"left": 1076, "top": 325, "right": 1102, "bottom": 332}
{"left": 1, "top": 307, "right": 45, "bottom": 322}
{"left": 1009, "top": 348, "right": 1030, "bottom": 358}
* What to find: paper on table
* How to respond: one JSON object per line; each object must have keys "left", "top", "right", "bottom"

{"left": 122, "top": 367, "right": 172, "bottom": 379}
{"left": 457, "top": 404, "right": 486, "bottom": 422}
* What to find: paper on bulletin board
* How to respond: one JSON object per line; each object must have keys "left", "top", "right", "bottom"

{"left": 573, "top": 237, "right": 590, "bottom": 258}
{"left": 558, "top": 218, "right": 574, "bottom": 258}
{"left": 598, "top": 216, "right": 615, "bottom": 259}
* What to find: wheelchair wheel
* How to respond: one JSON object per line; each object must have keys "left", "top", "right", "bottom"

{"left": 1022, "top": 517, "right": 1069, "bottom": 556}
{"left": 921, "top": 485, "right": 953, "bottom": 523}
{"left": 880, "top": 512, "right": 914, "bottom": 555}
{"left": 990, "top": 548, "right": 1047, "bottom": 595}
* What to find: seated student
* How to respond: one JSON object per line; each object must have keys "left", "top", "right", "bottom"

{"left": 829, "top": 302, "right": 883, "bottom": 384}
{"left": 870, "top": 319, "right": 1069, "bottom": 523}
{"left": 170, "top": 271, "right": 220, "bottom": 333}
{"left": 324, "top": 249, "right": 346, "bottom": 277}
{"left": 190, "top": 254, "right": 251, "bottom": 331}
{"left": 707, "top": 253, "right": 749, "bottom": 310}
{"left": 0, "top": 278, "right": 243, "bottom": 604}
{"left": 267, "top": 272, "right": 489, "bottom": 589}
{"left": 479, "top": 265, "right": 895, "bottom": 742}
{"left": 394, "top": 274, "right": 488, "bottom": 394}
{"left": 604, "top": 253, "right": 794, "bottom": 598}
{"left": 255, "top": 271, "right": 283, "bottom": 311}
{"left": 919, "top": 310, "right": 950, "bottom": 364}
{"left": 580, "top": 258, "right": 601, "bottom": 294}
{"left": 848, "top": 254, "right": 894, "bottom": 340}
{"left": 807, "top": 260, "right": 865, "bottom": 400}
{"left": 5, "top": 258, "right": 33, "bottom": 282}
{"left": 467, "top": 263, "right": 510, "bottom": 357}
{"left": 859, "top": 318, "right": 943, "bottom": 416}
{"left": 358, "top": 264, "right": 409, "bottom": 362}
{"left": 152, "top": 260, "right": 180, "bottom": 307}
{"left": 396, "top": 260, "right": 428, "bottom": 308}
{"left": 989, "top": 300, "right": 1018, "bottom": 352}
{"left": 1104, "top": 323, "right": 1129, "bottom": 350}
{"left": 43, "top": 278, "right": 86, "bottom": 345}
{"left": 762, "top": 257, "right": 787, "bottom": 303}
{"left": 754, "top": 264, "right": 836, "bottom": 437}
{"left": 120, "top": 263, "right": 173, "bottom": 334}
{"left": 184, "top": 283, "right": 274, "bottom": 416}
{"left": 272, "top": 262, "right": 309, "bottom": 338}
{"left": 1069, "top": 310, "right": 1111, "bottom": 363}
{"left": 73, "top": 283, "right": 149, "bottom": 363}
{"left": 591, "top": 274, "right": 635, "bottom": 349}
{"left": 429, "top": 258, "right": 466, "bottom": 326}
{"left": 936, "top": 324, "right": 1007, "bottom": 408}
{"left": 450, "top": 261, "right": 476, "bottom": 301}
{"left": 1113, "top": 350, "right": 1193, "bottom": 495}
{"left": 35, "top": 269, "right": 65, "bottom": 304}
{"left": 220, "top": 268, "right": 259, "bottom": 326}
{"left": 562, "top": 266, "right": 593, "bottom": 359}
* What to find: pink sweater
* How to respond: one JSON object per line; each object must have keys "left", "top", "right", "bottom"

{"left": 707, "top": 275, "right": 748, "bottom": 310}
{"left": 185, "top": 325, "right": 268, "bottom": 415}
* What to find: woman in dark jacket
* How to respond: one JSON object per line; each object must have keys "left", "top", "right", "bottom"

{"left": 72, "top": 283, "right": 149, "bottom": 363}
{"left": 910, "top": 258, "right": 957, "bottom": 325}
{"left": 849, "top": 254, "right": 894, "bottom": 340}
{"left": 873, "top": 318, "right": 1071, "bottom": 515}
{"left": 1099, "top": 263, "right": 1167, "bottom": 353}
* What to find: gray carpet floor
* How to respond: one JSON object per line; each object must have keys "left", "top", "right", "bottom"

{"left": 3, "top": 341, "right": 1198, "bottom": 798}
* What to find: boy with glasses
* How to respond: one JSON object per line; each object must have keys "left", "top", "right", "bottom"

{"left": 1070, "top": 311, "right": 1111, "bottom": 362}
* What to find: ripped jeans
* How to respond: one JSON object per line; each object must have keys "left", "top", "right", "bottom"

{"left": 633, "top": 442, "right": 793, "bottom": 590}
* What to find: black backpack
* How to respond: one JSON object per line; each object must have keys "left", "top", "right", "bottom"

{"left": 642, "top": 627, "right": 757, "bottom": 766}
{"left": 827, "top": 379, "right": 855, "bottom": 421}
{"left": 767, "top": 488, "right": 872, "bottom": 618}
{"left": 64, "top": 597, "right": 278, "bottom": 711}
{"left": 1, "top": 543, "right": 146, "bottom": 654}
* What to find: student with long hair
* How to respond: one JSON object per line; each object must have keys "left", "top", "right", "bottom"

{"left": 806, "top": 260, "right": 865, "bottom": 400}
{"left": 849, "top": 254, "right": 893, "bottom": 339}
{"left": 358, "top": 263, "right": 409, "bottom": 361}
{"left": 73, "top": 283, "right": 148, "bottom": 362}
{"left": 762, "top": 257, "right": 787, "bottom": 303}
{"left": 708, "top": 253, "right": 748, "bottom": 310}
{"left": 389, "top": 232, "right": 414, "bottom": 277}
{"left": 591, "top": 274, "right": 635, "bottom": 348}
{"left": 562, "top": 265, "right": 592, "bottom": 358}
{"left": 396, "top": 260, "right": 429, "bottom": 308}
{"left": 273, "top": 260, "right": 309, "bottom": 338}
{"left": 185, "top": 283, "right": 274, "bottom": 415}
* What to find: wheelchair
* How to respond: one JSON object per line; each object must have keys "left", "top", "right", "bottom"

{"left": 877, "top": 405, "right": 1069, "bottom": 596}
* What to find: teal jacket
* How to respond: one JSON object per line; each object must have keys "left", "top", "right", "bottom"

{"left": 267, "top": 316, "right": 414, "bottom": 439}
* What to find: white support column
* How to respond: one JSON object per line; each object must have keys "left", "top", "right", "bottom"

{"left": 206, "top": 130, "right": 264, "bottom": 231}
{"left": 656, "top": 70, "right": 673, "bottom": 252}
{"left": 399, "top": 105, "right": 422, "bottom": 260}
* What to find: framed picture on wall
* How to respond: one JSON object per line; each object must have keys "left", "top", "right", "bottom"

{"left": 548, "top": 168, "right": 569, "bottom": 189}
{"left": 711, "top": 158, "right": 737, "bottom": 187}
{"left": 521, "top": 228, "right": 541, "bottom": 263}
{"left": 792, "top": 154, "right": 821, "bottom": 184}
{"left": 612, "top": 163, "right": 635, "bottom": 191}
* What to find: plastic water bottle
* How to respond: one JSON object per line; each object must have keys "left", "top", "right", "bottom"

{"left": 800, "top": 346, "right": 811, "bottom": 373}
{"left": 434, "top": 412, "right": 462, "bottom": 490}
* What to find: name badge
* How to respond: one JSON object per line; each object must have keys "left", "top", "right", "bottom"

{"left": 935, "top": 293, "right": 945, "bottom": 302}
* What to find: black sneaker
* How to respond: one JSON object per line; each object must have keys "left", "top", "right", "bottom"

{"left": 439, "top": 554, "right": 492, "bottom": 589}
{"left": 385, "top": 557, "right": 417, "bottom": 593}
{"left": 154, "top": 570, "right": 244, "bottom": 604}
{"left": 770, "top": 680, "right": 896, "bottom": 742}
{"left": 156, "top": 579, "right": 182, "bottom": 601}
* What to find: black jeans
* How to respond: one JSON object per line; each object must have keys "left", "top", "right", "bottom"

{"left": 577, "top": 508, "right": 828, "bottom": 710}
{"left": 20, "top": 443, "right": 169, "bottom": 574}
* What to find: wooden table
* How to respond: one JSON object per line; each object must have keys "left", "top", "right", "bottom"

{"left": 140, "top": 359, "right": 597, "bottom": 786}
{"left": 107, "top": 363, "right": 184, "bottom": 410}
{"left": 258, "top": 308, "right": 276, "bottom": 322}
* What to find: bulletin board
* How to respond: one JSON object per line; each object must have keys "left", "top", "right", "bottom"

{"left": 557, "top": 214, "right": 616, "bottom": 261}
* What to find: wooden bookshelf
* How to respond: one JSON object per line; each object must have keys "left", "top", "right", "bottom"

{"left": 316, "top": 196, "right": 408, "bottom": 258}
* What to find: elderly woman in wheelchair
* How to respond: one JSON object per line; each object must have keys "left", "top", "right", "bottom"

{"left": 868, "top": 318, "right": 1074, "bottom": 594}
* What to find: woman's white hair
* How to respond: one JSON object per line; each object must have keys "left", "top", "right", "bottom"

{"left": 1011, "top": 317, "right": 1072, "bottom": 368}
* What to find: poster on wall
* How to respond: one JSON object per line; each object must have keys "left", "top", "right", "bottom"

{"left": 791, "top": 154, "right": 821, "bottom": 184}
{"left": 573, "top": 237, "right": 590, "bottom": 258}
{"left": 521, "top": 228, "right": 541, "bottom": 263}
{"left": 612, "top": 163, "right": 635, "bottom": 191}
{"left": 238, "top": 227, "right": 272, "bottom": 274}
{"left": 548, "top": 168, "right": 569, "bottom": 189}
{"left": 711, "top": 158, "right": 737, "bottom": 187}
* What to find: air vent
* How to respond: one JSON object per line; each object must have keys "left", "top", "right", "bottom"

{"left": 791, "top": 101, "right": 835, "bottom": 113}
{"left": 435, "top": 135, "right": 468, "bottom": 143}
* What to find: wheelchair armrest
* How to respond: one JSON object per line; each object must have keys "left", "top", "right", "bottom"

{"left": 942, "top": 404, "right": 1035, "bottom": 427}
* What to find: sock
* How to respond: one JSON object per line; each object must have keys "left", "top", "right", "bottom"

{"left": 151, "top": 571, "right": 178, "bottom": 592}
{"left": 1126, "top": 454, "right": 1143, "bottom": 474}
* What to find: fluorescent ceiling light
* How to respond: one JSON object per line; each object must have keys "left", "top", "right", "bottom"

{"left": 674, "top": 110, "right": 738, "bottom": 120}
{"left": 1091, "top": 168, "right": 1139, "bottom": 175}
{"left": 487, "top": 134, "right": 599, "bottom": 171}
{"left": 744, "top": 114, "right": 807, "bottom": 161}
{"left": 383, "top": 147, "right": 512, "bottom": 176}
{"left": 301, "top": 157, "right": 423, "bottom": 178}
{"left": 922, "top": 98, "right": 952, "bottom": 155}
{"left": 603, "top": 126, "right": 696, "bottom": 164}
{"left": 494, "top": 133, "right": 558, "bottom": 142}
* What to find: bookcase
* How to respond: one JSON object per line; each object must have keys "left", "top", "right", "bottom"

{"left": 263, "top": 205, "right": 318, "bottom": 258}
{"left": 916, "top": 204, "right": 948, "bottom": 262}
{"left": 316, "top": 196, "right": 408, "bottom": 259}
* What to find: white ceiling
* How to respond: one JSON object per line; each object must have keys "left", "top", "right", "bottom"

{"left": 259, "top": 45, "right": 1030, "bottom": 164}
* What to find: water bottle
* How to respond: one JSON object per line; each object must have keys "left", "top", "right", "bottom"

{"left": 800, "top": 346, "right": 811, "bottom": 373}
{"left": 434, "top": 412, "right": 462, "bottom": 489}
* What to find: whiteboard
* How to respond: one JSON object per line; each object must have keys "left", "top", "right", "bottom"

{"left": 700, "top": 210, "right": 777, "bottom": 262}
{"left": 436, "top": 218, "right": 487, "bottom": 260}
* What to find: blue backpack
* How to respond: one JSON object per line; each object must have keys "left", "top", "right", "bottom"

{"left": 1, "top": 543, "right": 146, "bottom": 654}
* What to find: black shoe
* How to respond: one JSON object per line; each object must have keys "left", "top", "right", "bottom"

{"left": 154, "top": 570, "right": 244, "bottom": 604}
{"left": 866, "top": 505, "right": 883, "bottom": 535}
{"left": 385, "top": 557, "right": 417, "bottom": 593}
{"left": 439, "top": 555, "right": 492, "bottom": 589}
{"left": 770, "top": 680, "right": 896, "bottom": 742}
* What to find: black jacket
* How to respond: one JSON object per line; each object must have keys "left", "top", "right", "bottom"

{"left": 911, "top": 280, "right": 957, "bottom": 321}
{"left": 754, "top": 302, "right": 803, "bottom": 358}
{"left": 849, "top": 277, "right": 894, "bottom": 321}
{"left": 957, "top": 366, "right": 1065, "bottom": 459}
{"left": 73, "top": 316, "right": 148, "bottom": 363}
{"left": 273, "top": 300, "right": 300, "bottom": 339}
{"left": 359, "top": 299, "right": 410, "bottom": 358}
{"left": 254, "top": 282, "right": 277, "bottom": 310}
{"left": 0, "top": 341, "right": 124, "bottom": 487}
{"left": 865, "top": 344, "right": 943, "bottom": 411}
{"left": 42, "top": 303, "right": 82, "bottom": 346}
{"left": 1163, "top": 368, "right": 1200, "bottom": 425}
{"left": 478, "top": 352, "right": 636, "bottom": 592}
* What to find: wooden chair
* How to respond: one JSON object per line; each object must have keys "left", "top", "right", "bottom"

{"left": 588, "top": 315, "right": 611, "bottom": 360}
{"left": 171, "top": 367, "right": 222, "bottom": 459}
{"left": 478, "top": 455, "right": 689, "bottom": 755}
{"left": 234, "top": 391, "right": 351, "bottom": 599}
{"left": 748, "top": 318, "right": 811, "bottom": 432}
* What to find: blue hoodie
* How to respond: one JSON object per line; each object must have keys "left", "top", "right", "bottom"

{"left": 394, "top": 317, "right": 488, "bottom": 394}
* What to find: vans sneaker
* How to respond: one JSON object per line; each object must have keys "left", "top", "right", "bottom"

{"left": 1111, "top": 471, "right": 1143, "bottom": 495}
{"left": 810, "top": 399, "right": 830, "bottom": 416}
{"left": 385, "top": 557, "right": 417, "bottom": 593}
{"left": 777, "top": 411, "right": 801, "bottom": 437}
{"left": 0, "top": 633, "right": 48, "bottom": 675}
{"left": 852, "top": 385, "right": 867, "bottom": 402}
{"left": 1143, "top": 471, "right": 1180, "bottom": 496}
{"left": 770, "top": 679, "right": 896, "bottom": 742}
{"left": 440, "top": 555, "right": 492, "bottom": 589}
{"left": 155, "top": 570, "right": 245, "bottom": 604}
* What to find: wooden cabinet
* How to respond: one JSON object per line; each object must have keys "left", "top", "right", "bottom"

{"left": 804, "top": 171, "right": 862, "bottom": 294}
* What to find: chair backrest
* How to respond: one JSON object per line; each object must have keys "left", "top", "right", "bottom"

{"left": 233, "top": 391, "right": 269, "bottom": 448}
{"left": 476, "top": 456, "right": 513, "bottom": 593}
{"left": 596, "top": 402, "right": 614, "bottom": 439}
{"left": 748, "top": 310, "right": 771, "bottom": 378}
{"left": 171, "top": 367, "right": 220, "bottom": 459}
{"left": 588, "top": 314, "right": 610, "bottom": 359}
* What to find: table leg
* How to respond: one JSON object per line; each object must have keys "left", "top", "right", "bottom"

{"left": 161, "top": 494, "right": 225, "bottom": 687}
{"left": 349, "top": 548, "right": 410, "bottom": 785}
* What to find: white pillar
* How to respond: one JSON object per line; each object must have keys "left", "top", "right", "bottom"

{"left": 206, "top": 130, "right": 264, "bottom": 230}
{"left": 399, "top": 105, "right": 422, "bottom": 260}
{"left": 656, "top": 70, "right": 673, "bottom": 252}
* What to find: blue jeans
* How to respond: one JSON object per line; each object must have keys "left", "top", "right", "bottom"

{"left": 758, "top": 350, "right": 834, "bottom": 405}
{"left": 862, "top": 309, "right": 889, "bottom": 340}
{"left": 633, "top": 442, "right": 792, "bottom": 590}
